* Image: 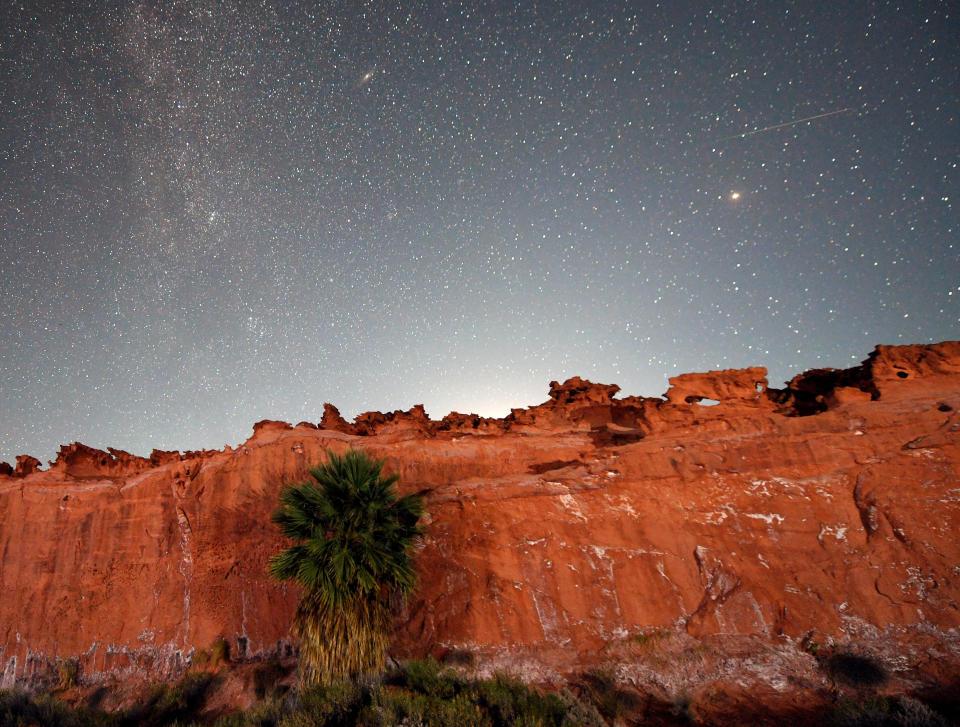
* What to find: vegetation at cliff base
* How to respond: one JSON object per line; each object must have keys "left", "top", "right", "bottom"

{"left": 1, "top": 658, "right": 953, "bottom": 727}
{"left": 0, "top": 672, "right": 216, "bottom": 727}
{"left": 268, "top": 449, "right": 424, "bottom": 685}
{"left": 0, "top": 660, "right": 607, "bottom": 727}
{"left": 214, "top": 659, "right": 607, "bottom": 727}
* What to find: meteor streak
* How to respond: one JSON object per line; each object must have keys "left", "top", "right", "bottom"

{"left": 718, "top": 108, "right": 854, "bottom": 142}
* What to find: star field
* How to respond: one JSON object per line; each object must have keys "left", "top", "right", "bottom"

{"left": 1, "top": 1, "right": 957, "bottom": 463}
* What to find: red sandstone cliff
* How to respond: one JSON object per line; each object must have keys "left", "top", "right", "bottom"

{"left": 1, "top": 342, "right": 958, "bottom": 718}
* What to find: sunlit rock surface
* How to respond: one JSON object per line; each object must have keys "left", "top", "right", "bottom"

{"left": 2, "top": 341, "right": 958, "bottom": 718}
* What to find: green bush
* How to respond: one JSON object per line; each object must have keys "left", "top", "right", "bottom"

{"left": 213, "top": 699, "right": 283, "bottom": 727}
{"left": 281, "top": 679, "right": 364, "bottom": 726}
{"left": 0, "top": 662, "right": 612, "bottom": 727}
{"left": 478, "top": 672, "right": 569, "bottom": 726}
{"left": 0, "top": 689, "right": 114, "bottom": 727}
{"left": 361, "top": 686, "right": 429, "bottom": 726}
{"left": 429, "top": 691, "right": 486, "bottom": 726}
{"left": 401, "top": 657, "right": 460, "bottom": 699}
{"left": 361, "top": 683, "right": 488, "bottom": 727}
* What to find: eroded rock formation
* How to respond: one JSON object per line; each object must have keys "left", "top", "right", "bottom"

{"left": 1, "top": 342, "right": 958, "bottom": 718}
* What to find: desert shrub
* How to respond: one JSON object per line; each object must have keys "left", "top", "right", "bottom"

{"left": 354, "top": 691, "right": 401, "bottom": 727}
{"left": 358, "top": 660, "right": 479, "bottom": 727}
{"left": 557, "top": 689, "right": 607, "bottom": 727}
{"left": 85, "top": 686, "right": 110, "bottom": 711}
{"left": 18, "top": 693, "right": 77, "bottom": 726}
{"left": 0, "top": 689, "right": 113, "bottom": 727}
{"left": 253, "top": 658, "right": 288, "bottom": 700}
{"left": 57, "top": 657, "right": 80, "bottom": 690}
{"left": 824, "top": 651, "right": 888, "bottom": 688}
{"left": 575, "top": 667, "right": 638, "bottom": 722}
{"left": 132, "top": 683, "right": 187, "bottom": 724}
{"left": 629, "top": 628, "right": 673, "bottom": 650}
{"left": 428, "top": 691, "right": 487, "bottom": 726}
{"left": 401, "top": 658, "right": 461, "bottom": 699}
{"left": 0, "top": 665, "right": 613, "bottom": 727}
{"left": 191, "top": 648, "right": 212, "bottom": 670}
{"left": 827, "top": 695, "right": 949, "bottom": 726}
{"left": 281, "top": 679, "right": 364, "bottom": 726}
{"left": 193, "top": 636, "right": 231, "bottom": 672}
{"left": 124, "top": 672, "right": 215, "bottom": 726}
{"left": 213, "top": 698, "right": 284, "bottom": 727}
{"left": 477, "top": 672, "right": 568, "bottom": 727}
{"left": 212, "top": 636, "right": 231, "bottom": 665}
{"left": 0, "top": 690, "right": 41, "bottom": 726}
{"left": 895, "top": 697, "right": 950, "bottom": 727}
{"left": 361, "top": 687, "right": 429, "bottom": 726}
{"left": 361, "top": 684, "right": 490, "bottom": 727}
{"left": 179, "top": 671, "right": 217, "bottom": 710}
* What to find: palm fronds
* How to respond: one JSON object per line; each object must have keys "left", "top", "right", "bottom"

{"left": 269, "top": 449, "right": 424, "bottom": 683}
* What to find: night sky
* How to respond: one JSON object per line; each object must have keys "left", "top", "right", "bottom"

{"left": 2, "top": 2, "right": 957, "bottom": 464}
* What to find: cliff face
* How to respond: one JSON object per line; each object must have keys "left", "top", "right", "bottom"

{"left": 1, "top": 342, "right": 959, "bottom": 714}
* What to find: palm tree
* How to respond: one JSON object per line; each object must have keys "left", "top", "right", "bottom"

{"left": 269, "top": 449, "right": 424, "bottom": 684}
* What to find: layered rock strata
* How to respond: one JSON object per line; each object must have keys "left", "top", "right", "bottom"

{"left": 1, "top": 342, "right": 958, "bottom": 715}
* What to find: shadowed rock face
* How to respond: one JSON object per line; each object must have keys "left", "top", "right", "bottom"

{"left": 1, "top": 342, "right": 959, "bottom": 715}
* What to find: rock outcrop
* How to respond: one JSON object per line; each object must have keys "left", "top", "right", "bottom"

{"left": 665, "top": 366, "right": 768, "bottom": 404}
{"left": 1, "top": 341, "right": 959, "bottom": 720}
